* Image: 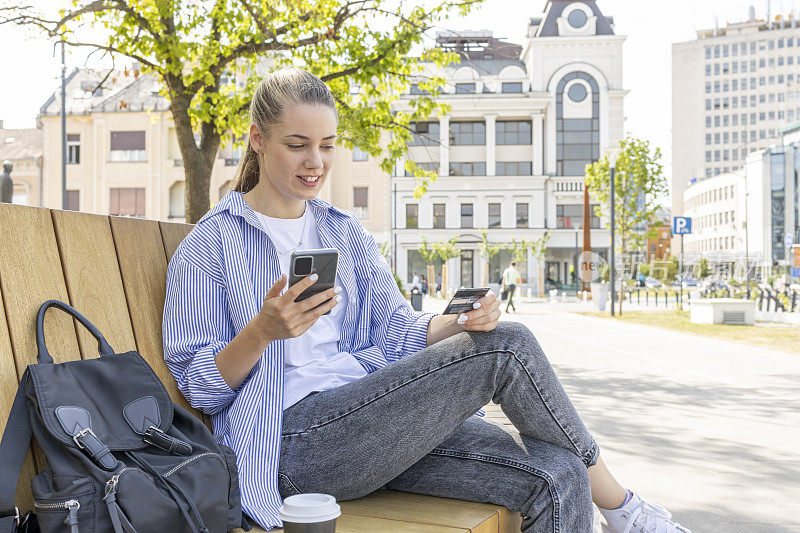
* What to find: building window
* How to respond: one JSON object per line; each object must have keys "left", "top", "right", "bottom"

{"left": 433, "top": 203, "right": 446, "bottom": 228}
{"left": 352, "top": 147, "right": 368, "bottom": 161}
{"left": 496, "top": 161, "right": 533, "bottom": 176}
{"left": 168, "top": 181, "right": 185, "bottom": 218}
{"left": 455, "top": 83, "right": 476, "bottom": 94}
{"left": 557, "top": 204, "right": 600, "bottom": 229}
{"left": 556, "top": 72, "right": 599, "bottom": 176}
{"left": 449, "top": 121, "right": 485, "bottom": 145}
{"left": 405, "top": 203, "right": 418, "bottom": 228}
{"left": 109, "top": 131, "right": 146, "bottom": 162}
{"left": 409, "top": 122, "right": 440, "bottom": 146}
{"left": 353, "top": 186, "right": 368, "bottom": 219}
{"left": 488, "top": 203, "right": 501, "bottom": 228}
{"left": 67, "top": 134, "right": 80, "bottom": 165}
{"left": 404, "top": 162, "right": 439, "bottom": 176}
{"left": 449, "top": 162, "right": 486, "bottom": 176}
{"left": 66, "top": 190, "right": 79, "bottom": 212}
{"left": 461, "top": 203, "right": 473, "bottom": 228}
{"left": 496, "top": 120, "right": 531, "bottom": 145}
{"left": 501, "top": 82, "right": 523, "bottom": 93}
{"left": 409, "top": 84, "right": 427, "bottom": 95}
{"left": 771, "top": 153, "right": 786, "bottom": 261}
{"left": 516, "top": 203, "right": 529, "bottom": 228}
{"left": 109, "top": 187, "right": 145, "bottom": 217}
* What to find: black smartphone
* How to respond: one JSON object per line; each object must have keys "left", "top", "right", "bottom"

{"left": 442, "top": 287, "right": 490, "bottom": 315}
{"left": 289, "top": 248, "right": 339, "bottom": 315}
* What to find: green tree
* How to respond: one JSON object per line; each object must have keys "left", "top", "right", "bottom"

{"left": 4, "top": 0, "right": 480, "bottom": 222}
{"left": 585, "top": 136, "right": 668, "bottom": 313}
{"left": 432, "top": 235, "right": 460, "bottom": 262}
{"left": 476, "top": 229, "right": 503, "bottom": 286}
{"left": 698, "top": 257, "right": 710, "bottom": 278}
{"left": 418, "top": 235, "right": 441, "bottom": 264}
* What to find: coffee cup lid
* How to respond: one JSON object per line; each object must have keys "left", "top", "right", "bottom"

{"left": 278, "top": 493, "right": 341, "bottom": 524}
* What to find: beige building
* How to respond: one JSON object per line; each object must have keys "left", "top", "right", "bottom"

{"left": 0, "top": 122, "right": 42, "bottom": 206}
{"left": 37, "top": 68, "right": 389, "bottom": 240}
{"left": 672, "top": 11, "right": 800, "bottom": 222}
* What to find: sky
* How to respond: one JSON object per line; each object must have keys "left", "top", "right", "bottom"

{"left": 0, "top": 0, "right": 792, "bottom": 202}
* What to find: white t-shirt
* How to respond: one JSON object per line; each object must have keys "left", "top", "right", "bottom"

{"left": 253, "top": 203, "right": 368, "bottom": 410}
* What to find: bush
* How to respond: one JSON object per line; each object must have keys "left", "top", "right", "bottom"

{"left": 392, "top": 270, "right": 406, "bottom": 297}
{"left": 639, "top": 264, "right": 650, "bottom": 277}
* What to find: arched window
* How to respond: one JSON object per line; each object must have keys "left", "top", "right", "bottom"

{"left": 168, "top": 181, "right": 185, "bottom": 219}
{"left": 556, "top": 72, "right": 599, "bottom": 176}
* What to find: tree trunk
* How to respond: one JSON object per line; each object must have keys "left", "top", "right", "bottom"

{"left": 170, "top": 93, "right": 222, "bottom": 224}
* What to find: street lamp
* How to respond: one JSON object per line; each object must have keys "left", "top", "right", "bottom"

{"left": 572, "top": 220, "right": 581, "bottom": 294}
{"left": 605, "top": 145, "right": 621, "bottom": 316}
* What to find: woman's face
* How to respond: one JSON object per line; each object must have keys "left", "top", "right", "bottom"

{"left": 250, "top": 103, "right": 337, "bottom": 214}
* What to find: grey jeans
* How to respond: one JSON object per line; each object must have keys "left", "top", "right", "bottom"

{"left": 277, "top": 321, "right": 599, "bottom": 532}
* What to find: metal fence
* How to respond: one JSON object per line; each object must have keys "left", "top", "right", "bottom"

{"left": 625, "top": 286, "right": 799, "bottom": 313}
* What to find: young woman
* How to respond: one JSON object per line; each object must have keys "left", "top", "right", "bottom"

{"left": 162, "top": 68, "right": 690, "bottom": 533}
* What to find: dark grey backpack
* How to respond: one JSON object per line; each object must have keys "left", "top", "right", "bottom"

{"left": 0, "top": 300, "right": 248, "bottom": 533}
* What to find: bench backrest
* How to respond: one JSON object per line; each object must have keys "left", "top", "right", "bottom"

{"left": 0, "top": 203, "right": 201, "bottom": 510}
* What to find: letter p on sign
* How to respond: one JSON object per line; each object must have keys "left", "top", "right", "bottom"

{"left": 673, "top": 217, "right": 692, "bottom": 235}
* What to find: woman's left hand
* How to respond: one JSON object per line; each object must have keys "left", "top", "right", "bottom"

{"left": 456, "top": 290, "right": 501, "bottom": 332}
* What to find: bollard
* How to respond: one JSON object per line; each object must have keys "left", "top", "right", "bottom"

{"left": 561, "top": 291, "right": 567, "bottom": 302}
{"left": 527, "top": 287, "right": 532, "bottom": 298}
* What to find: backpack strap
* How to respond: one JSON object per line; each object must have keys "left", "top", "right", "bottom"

{"left": 0, "top": 374, "right": 33, "bottom": 533}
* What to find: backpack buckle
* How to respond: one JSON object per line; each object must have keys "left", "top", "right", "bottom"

{"left": 72, "top": 427, "right": 97, "bottom": 449}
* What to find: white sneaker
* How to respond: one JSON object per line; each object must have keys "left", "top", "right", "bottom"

{"left": 599, "top": 492, "right": 691, "bottom": 533}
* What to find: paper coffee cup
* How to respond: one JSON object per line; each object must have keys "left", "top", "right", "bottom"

{"left": 278, "top": 493, "right": 341, "bottom": 533}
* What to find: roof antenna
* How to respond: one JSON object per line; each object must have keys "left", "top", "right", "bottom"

{"left": 767, "top": 0, "right": 772, "bottom": 27}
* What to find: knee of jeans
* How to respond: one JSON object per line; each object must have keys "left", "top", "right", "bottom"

{"left": 491, "top": 322, "right": 541, "bottom": 356}
{"left": 548, "top": 450, "right": 591, "bottom": 503}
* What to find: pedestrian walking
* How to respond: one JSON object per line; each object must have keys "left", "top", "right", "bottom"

{"left": 502, "top": 261, "right": 521, "bottom": 312}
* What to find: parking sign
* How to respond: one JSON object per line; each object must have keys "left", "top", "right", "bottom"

{"left": 673, "top": 217, "right": 692, "bottom": 235}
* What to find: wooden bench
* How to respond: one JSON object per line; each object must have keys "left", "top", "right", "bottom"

{"left": 0, "top": 203, "right": 522, "bottom": 533}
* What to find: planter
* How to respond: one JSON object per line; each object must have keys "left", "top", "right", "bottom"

{"left": 591, "top": 282, "right": 609, "bottom": 311}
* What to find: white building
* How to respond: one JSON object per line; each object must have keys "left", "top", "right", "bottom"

{"left": 681, "top": 171, "right": 748, "bottom": 273}
{"left": 672, "top": 9, "right": 800, "bottom": 223}
{"left": 742, "top": 124, "right": 799, "bottom": 269}
{"left": 392, "top": 0, "right": 626, "bottom": 293}
{"left": 682, "top": 121, "right": 800, "bottom": 275}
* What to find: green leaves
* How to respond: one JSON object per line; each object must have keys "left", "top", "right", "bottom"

{"left": 585, "top": 136, "right": 668, "bottom": 256}
{"left": 6, "top": 0, "right": 482, "bottom": 222}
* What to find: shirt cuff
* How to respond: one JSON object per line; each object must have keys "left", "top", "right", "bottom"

{"left": 398, "top": 311, "right": 437, "bottom": 358}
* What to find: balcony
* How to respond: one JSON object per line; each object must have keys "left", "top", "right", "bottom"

{"left": 553, "top": 177, "right": 584, "bottom": 193}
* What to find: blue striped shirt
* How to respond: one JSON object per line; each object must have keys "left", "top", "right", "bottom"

{"left": 163, "top": 191, "right": 483, "bottom": 529}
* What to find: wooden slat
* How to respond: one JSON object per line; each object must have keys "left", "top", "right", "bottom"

{"left": 0, "top": 204, "right": 83, "bottom": 500}
{"left": 339, "top": 490, "right": 502, "bottom": 531}
{"left": 337, "top": 514, "right": 468, "bottom": 532}
{"left": 0, "top": 204, "right": 80, "bottom": 367}
{"left": 109, "top": 216, "right": 193, "bottom": 413}
{"left": 159, "top": 220, "right": 193, "bottom": 261}
{"left": 0, "top": 283, "right": 36, "bottom": 511}
{"left": 51, "top": 210, "right": 137, "bottom": 359}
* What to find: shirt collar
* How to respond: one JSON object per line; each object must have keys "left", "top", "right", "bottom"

{"left": 202, "top": 190, "right": 333, "bottom": 230}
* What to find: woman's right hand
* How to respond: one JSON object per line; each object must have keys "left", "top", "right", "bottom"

{"left": 256, "top": 273, "right": 342, "bottom": 342}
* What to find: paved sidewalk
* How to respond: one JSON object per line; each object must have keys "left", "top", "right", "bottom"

{"left": 421, "top": 295, "right": 800, "bottom": 532}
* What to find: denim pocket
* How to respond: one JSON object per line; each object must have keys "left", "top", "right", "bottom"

{"left": 277, "top": 472, "right": 302, "bottom": 498}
